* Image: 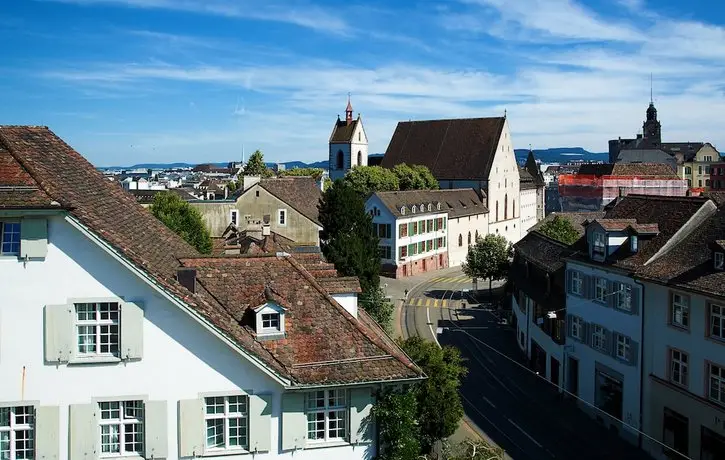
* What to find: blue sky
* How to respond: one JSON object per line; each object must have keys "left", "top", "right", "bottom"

{"left": 1, "top": 0, "right": 724, "bottom": 166}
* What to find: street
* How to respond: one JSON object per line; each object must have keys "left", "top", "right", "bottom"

{"left": 391, "top": 268, "right": 651, "bottom": 460}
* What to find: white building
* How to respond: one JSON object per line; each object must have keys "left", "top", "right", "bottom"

{"left": 328, "top": 98, "right": 368, "bottom": 181}
{"left": 0, "top": 126, "right": 423, "bottom": 460}
{"left": 519, "top": 151, "right": 546, "bottom": 235}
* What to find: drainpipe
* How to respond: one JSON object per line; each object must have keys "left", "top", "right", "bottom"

{"left": 634, "top": 278, "right": 646, "bottom": 450}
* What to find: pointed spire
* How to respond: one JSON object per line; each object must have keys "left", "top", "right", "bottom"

{"left": 345, "top": 92, "right": 353, "bottom": 125}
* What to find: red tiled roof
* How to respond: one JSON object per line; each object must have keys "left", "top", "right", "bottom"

{"left": 0, "top": 146, "right": 55, "bottom": 208}
{"left": 259, "top": 177, "right": 322, "bottom": 226}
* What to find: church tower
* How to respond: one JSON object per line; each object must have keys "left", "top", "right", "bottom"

{"left": 643, "top": 79, "right": 662, "bottom": 145}
{"left": 328, "top": 96, "right": 368, "bottom": 180}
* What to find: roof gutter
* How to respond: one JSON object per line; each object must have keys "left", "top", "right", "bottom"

{"left": 63, "top": 214, "right": 292, "bottom": 387}
{"left": 284, "top": 375, "right": 427, "bottom": 391}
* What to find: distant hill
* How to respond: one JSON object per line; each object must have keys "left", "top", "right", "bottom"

{"left": 514, "top": 148, "right": 608, "bottom": 164}
{"left": 100, "top": 160, "right": 329, "bottom": 171}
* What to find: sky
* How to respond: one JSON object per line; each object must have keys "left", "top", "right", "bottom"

{"left": 1, "top": 0, "right": 724, "bottom": 167}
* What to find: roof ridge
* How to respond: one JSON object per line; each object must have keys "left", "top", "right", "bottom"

{"left": 401, "top": 116, "right": 505, "bottom": 123}
{"left": 0, "top": 128, "right": 58, "bottom": 204}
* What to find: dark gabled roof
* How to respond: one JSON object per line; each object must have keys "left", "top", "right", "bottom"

{"left": 330, "top": 118, "right": 359, "bottom": 143}
{"left": 372, "top": 188, "right": 488, "bottom": 219}
{"left": 659, "top": 142, "right": 706, "bottom": 162}
{"left": 524, "top": 150, "right": 545, "bottom": 186}
{"left": 531, "top": 211, "right": 605, "bottom": 237}
{"left": 576, "top": 162, "right": 679, "bottom": 177}
{"left": 514, "top": 231, "right": 573, "bottom": 272}
{"left": 180, "top": 255, "right": 421, "bottom": 385}
{"left": 258, "top": 177, "right": 322, "bottom": 226}
{"left": 615, "top": 149, "right": 673, "bottom": 165}
{"left": 519, "top": 167, "right": 538, "bottom": 190}
{"left": 381, "top": 117, "right": 506, "bottom": 180}
{"left": 127, "top": 188, "right": 196, "bottom": 204}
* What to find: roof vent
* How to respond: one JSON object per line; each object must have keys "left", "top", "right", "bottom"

{"left": 276, "top": 251, "right": 291, "bottom": 258}
{"left": 177, "top": 268, "right": 197, "bottom": 293}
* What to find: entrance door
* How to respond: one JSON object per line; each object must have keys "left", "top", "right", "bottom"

{"left": 422, "top": 259, "right": 427, "bottom": 271}
{"left": 550, "top": 357, "right": 560, "bottom": 387}
{"left": 567, "top": 357, "right": 579, "bottom": 396}
{"left": 439, "top": 254, "right": 444, "bottom": 267}
{"left": 402, "top": 265, "right": 407, "bottom": 277}
{"left": 663, "top": 408, "right": 689, "bottom": 458}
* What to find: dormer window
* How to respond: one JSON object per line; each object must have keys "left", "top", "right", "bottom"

{"left": 411, "top": 205, "right": 417, "bottom": 213}
{"left": 630, "top": 235, "right": 638, "bottom": 253}
{"left": 715, "top": 252, "right": 724, "bottom": 270}
{"left": 261, "top": 313, "right": 280, "bottom": 331}
{"left": 437, "top": 202, "right": 441, "bottom": 211}
{"left": 254, "top": 301, "right": 286, "bottom": 338}
{"left": 400, "top": 207, "right": 406, "bottom": 215}
{"left": 593, "top": 232, "right": 606, "bottom": 257}
{"left": 427, "top": 204, "right": 432, "bottom": 212}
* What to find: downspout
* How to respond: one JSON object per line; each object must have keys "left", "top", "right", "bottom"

{"left": 634, "top": 277, "right": 646, "bottom": 449}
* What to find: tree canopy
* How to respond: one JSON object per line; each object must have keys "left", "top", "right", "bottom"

{"left": 462, "top": 233, "right": 513, "bottom": 295}
{"left": 279, "top": 167, "right": 325, "bottom": 181}
{"left": 151, "top": 191, "right": 213, "bottom": 254}
{"left": 372, "top": 387, "right": 421, "bottom": 460}
{"left": 318, "top": 180, "right": 380, "bottom": 294}
{"left": 243, "top": 150, "right": 273, "bottom": 177}
{"left": 359, "top": 286, "right": 395, "bottom": 331}
{"left": 393, "top": 163, "right": 439, "bottom": 190}
{"left": 400, "top": 336, "right": 467, "bottom": 454}
{"left": 536, "top": 215, "right": 580, "bottom": 245}
{"left": 343, "top": 165, "right": 399, "bottom": 196}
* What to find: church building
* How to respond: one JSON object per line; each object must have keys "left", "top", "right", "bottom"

{"left": 328, "top": 97, "right": 368, "bottom": 180}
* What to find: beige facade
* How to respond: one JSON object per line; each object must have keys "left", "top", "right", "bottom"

{"left": 677, "top": 144, "right": 720, "bottom": 190}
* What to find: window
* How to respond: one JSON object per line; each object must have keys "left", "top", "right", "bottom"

{"left": 710, "top": 303, "right": 725, "bottom": 341}
{"left": 399, "top": 246, "right": 407, "bottom": 259}
{"left": 615, "top": 334, "right": 630, "bottom": 361}
{"left": 99, "top": 400, "right": 144, "bottom": 456}
{"left": 412, "top": 205, "right": 417, "bottom": 214}
{"left": 570, "top": 271, "right": 583, "bottom": 295}
{"left": 0, "top": 406, "right": 34, "bottom": 459}
{"left": 475, "top": 230, "right": 479, "bottom": 241}
{"left": 230, "top": 210, "right": 238, "bottom": 226}
{"left": 685, "top": 166, "right": 692, "bottom": 175}
{"left": 458, "top": 234, "right": 463, "bottom": 247}
{"left": 357, "top": 151, "right": 362, "bottom": 166}
{"left": 699, "top": 166, "right": 703, "bottom": 175}
{"left": 0, "top": 222, "right": 20, "bottom": 256}
{"left": 630, "top": 236, "right": 638, "bottom": 253}
{"left": 593, "top": 232, "right": 606, "bottom": 256}
{"left": 706, "top": 166, "right": 712, "bottom": 175}
{"left": 707, "top": 179, "right": 712, "bottom": 187}
{"left": 495, "top": 201, "right": 499, "bottom": 221}
{"left": 504, "top": 194, "right": 508, "bottom": 219}
{"left": 702, "top": 426, "right": 725, "bottom": 460}
{"left": 255, "top": 190, "right": 260, "bottom": 197}
{"left": 437, "top": 203, "right": 441, "bottom": 210}
{"left": 594, "top": 278, "right": 607, "bottom": 303}
{"left": 377, "top": 224, "right": 391, "bottom": 239}
{"left": 715, "top": 252, "right": 724, "bottom": 270}
{"left": 399, "top": 223, "right": 407, "bottom": 238}
{"left": 278, "top": 209, "right": 287, "bottom": 226}
{"left": 571, "top": 316, "right": 583, "bottom": 340}
{"left": 412, "top": 222, "right": 418, "bottom": 235}
{"left": 615, "top": 283, "right": 632, "bottom": 311}
{"left": 708, "top": 363, "right": 725, "bottom": 406}
{"left": 670, "top": 293, "right": 690, "bottom": 329}
{"left": 591, "top": 325, "right": 606, "bottom": 351}
{"left": 687, "top": 179, "right": 692, "bottom": 187}
{"left": 706, "top": 156, "right": 714, "bottom": 162}
{"left": 76, "top": 302, "right": 120, "bottom": 357}
{"left": 379, "top": 245, "right": 392, "bottom": 260}
{"left": 512, "top": 199, "right": 516, "bottom": 218}
{"left": 418, "top": 241, "right": 424, "bottom": 253}
{"left": 306, "top": 389, "right": 347, "bottom": 442}
{"left": 408, "top": 243, "right": 416, "bottom": 256}
{"left": 669, "top": 349, "right": 688, "bottom": 387}
{"left": 400, "top": 207, "right": 405, "bottom": 215}
{"left": 261, "top": 313, "right": 280, "bottom": 331}
{"left": 205, "top": 396, "right": 248, "bottom": 450}
{"left": 427, "top": 219, "right": 433, "bottom": 233}
{"left": 426, "top": 240, "right": 432, "bottom": 252}
{"left": 336, "top": 150, "right": 343, "bottom": 169}
{"left": 700, "top": 180, "right": 703, "bottom": 187}
{"left": 427, "top": 204, "right": 432, "bottom": 212}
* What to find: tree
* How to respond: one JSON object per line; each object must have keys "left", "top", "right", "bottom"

{"left": 359, "top": 286, "right": 394, "bottom": 331}
{"left": 343, "top": 165, "right": 399, "bottom": 196}
{"left": 318, "top": 180, "right": 380, "bottom": 293}
{"left": 536, "top": 215, "right": 580, "bottom": 245}
{"left": 226, "top": 180, "right": 238, "bottom": 193}
{"left": 151, "top": 191, "right": 213, "bottom": 254}
{"left": 372, "top": 387, "right": 421, "bottom": 460}
{"left": 442, "top": 439, "right": 505, "bottom": 460}
{"left": 462, "top": 233, "right": 513, "bottom": 299}
{"left": 243, "top": 150, "right": 273, "bottom": 177}
{"left": 392, "top": 163, "right": 439, "bottom": 190}
{"left": 400, "top": 336, "right": 467, "bottom": 453}
{"left": 279, "top": 167, "right": 325, "bottom": 181}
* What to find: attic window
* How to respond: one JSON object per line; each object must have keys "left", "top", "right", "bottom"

{"left": 412, "top": 205, "right": 417, "bottom": 213}
{"left": 420, "top": 203, "right": 425, "bottom": 211}
{"left": 630, "top": 235, "right": 638, "bottom": 253}
{"left": 428, "top": 204, "right": 432, "bottom": 212}
{"left": 261, "top": 313, "right": 280, "bottom": 331}
{"left": 255, "top": 302, "right": 286, "bottom": 338}
{"left": 716, "top": 252, "right": 724, "bottom": 270}
{"left": 437, "top": 203, "right": 441, "bottom": 211}
{"left": 400, "top": 207, "right": 406, "bottom": 215}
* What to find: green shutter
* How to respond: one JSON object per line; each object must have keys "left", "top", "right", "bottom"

{"left": 120, "top": 301, "right": 144, "bottom": 361}
{"left": 281, "top": 393, "right": 306, "bottom": 451}
{"left": 249, "top": 394, "right": 272, "bottom": 452}
{"left": 44, "top": 304, "right": 73, "bottom": 364}
{"left": 35, "top": 405, "right": 59, "bottom": 459}
{"left": 69, "top": 404, "right": 98, "bottom": 459}
{"left": 178, "top": 399, "right": 205, "bottom": 457}
{"left": 144, "top": 400, "right": 168, "bottom": 459}
{"left": 349, "top": 388, "right": 374, "bottom": 444}
{"left": 20, "top": 218, "right": 48, "bottom": 259}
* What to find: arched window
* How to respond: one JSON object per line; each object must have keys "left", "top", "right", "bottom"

{"left": 495, "top": 201, "right": 499, "bottom": 221}
{"left": 458, "top": 234, "right": 463, "bottom": 247}
{"left": 400, "top": 207, "right": 406, "bottom": 215}
{"left": 512, "top": 199, "right": 516, "bottom": 218}
{"left": 357, "top": 150, "right": 362, "bottom": 166}
{"left": 468, "top": 232, "right": 472, "bottom": 245}
{"left": 336, "top": 150, "right": 344, "bottom": 169}
{"left": 475, "top": 230, "right": 479, "bottom": 240}
{"left": 504, "top": 194, "right": 508, "bottom": 219}
{"left": 412, "top": 205, "right": 417, "bottom": 213}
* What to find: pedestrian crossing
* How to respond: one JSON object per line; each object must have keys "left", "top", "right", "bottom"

{"left": 428, "top": 275, "right": 472, "bottom": 284}
{"left": 406, "top": 297, "right": 463, "bottom": 308}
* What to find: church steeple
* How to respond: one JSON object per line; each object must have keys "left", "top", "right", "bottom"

{"left": 643, "top": 75, "right": 661, "bottom": 144}
{"left": 345, "top": 93, "right": 353, "bottom": 125}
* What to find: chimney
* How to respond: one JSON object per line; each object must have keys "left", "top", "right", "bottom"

{"left": 177, "top": 268, "right": 197, "bottom": 293}
{"left": 262, "top": 224, "right": 271, "bottom": 236}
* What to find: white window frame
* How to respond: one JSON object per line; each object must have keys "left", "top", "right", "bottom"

{"left": 99, "top": 400, "right": 144, "bottom": 457}
{"left": 709, "top": 363, "right": 725, "bottom": 406}
{"left": 570, "top": 271, "right": 583, "bottom": 296}
{"left": 261, "top": 312, "right": 280, "bottom": 333}
{"left": 594, "top": 278, "right": 607, "bottom": 303}
{"left": 255, "top": 303, "right": 285, "bottom": 337}
{"left": 0, "top": 221, "right": 21, "bottom": 256}
{"left": 592, "top": 325, "right": 606, "bottom": 351}
{"left": 75, "top": 302, "right": 121, "bottom": 358}
{"left": 671, "top": 293, "right": 689, "bottom": 329}
{"left": 615, "top": 334, "right": 630, "bottom": 361}
{"left": 277, "top": 209, "right": 287, "bottom": 227}
{"left": 710, "top": 303, "right": 725, "bottom": 341}
{"left": 593, "top": 231, "right": 606, "bottom": 256}
{"left": 306, "top": 389, "right": 347, "bottom": 444}
{"left": 230, "top": 210, "right": 239, "bottom": 226}
{"left": 0, "top": 405, "right": 34, "bottom": 459}
{"left": 630, "top": 235, "right": 638, "bottom": 252}
{"left": 571, "top": 316, "right": 583, "bottom": 340}
{"left": 615, "top": 283, "right": 632, "bottom": 312}
{"left": 669, "top": 349, "right": 688, "bottom": 387}
{"left": 715, "top": 252, "right": 724, "bottom": 270}
{"left": 204, "top": 395, "right": 249, "bottom": 451}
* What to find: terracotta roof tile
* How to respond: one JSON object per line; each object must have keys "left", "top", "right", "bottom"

{"left": 317, "top": 277, "right": 362, "bottom": 294}
{"left": 0, "top": 147, "right": 55, "bottom": 208}
{"left": 373, "top": 189, "right": 488, "bottom": 218}
{"left": 576, "top": 163, "right": 679, "bottom": 177}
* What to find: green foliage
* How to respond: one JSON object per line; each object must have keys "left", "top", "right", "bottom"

{"left": 279, "top": 167, "right": 325, "bottom": 181}
{"left": 243, "top": 150, "right": 273, "bottom": 177}
{"left": 343, "top": 165, "right": 399, "bottom": 196}
{"left": 226, "top": 180, "right": 238, "bottom": 193}
{"left": 462, "top": 233, "right": 513, "bottom": 287}
{"left": 359, "top": 287, "right": 394, "bottom": 331}
{"left": 400, "top": 336, "right": 468, "bottom": 453}
{"left": 318, "top": 180, "right": 380, "bottom": 293}
{"left": 536, "top": 215, "right": 580, "bottom": 245}
{"left": 441, "top": 439, "right": 506, "bottom": 460}
{"left": 150, "top": 191, "right": 213, "bottom": 254}
{"left": 392, "top": 163, "right": 439, "bottom": 190}
{"left": 373, "top": 388, "right": 421, "bottom": 460}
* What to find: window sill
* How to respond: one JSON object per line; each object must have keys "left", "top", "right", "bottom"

{"left": 305, "top": 440, "right": 351, "bottom": 450}
{"left": 100, "top": 455, "right": 143, "bottom": 460}
{"left": 69, "top": 355, "right": 121, "bottom": 365}
{"left": 667, "top": 323, "right": 690, "bottom": 334}
{"left": 202, "top": 448, "right": 249, "bottom": 457}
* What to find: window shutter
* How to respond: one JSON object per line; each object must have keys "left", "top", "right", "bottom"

{"left": 281, "top": 393, "right": 306, "bottom": 451}
{"left": 583, "top": 322, "right": 591, "bottom": 346}
{"left": 178, "top": 399, "right": 205, "bottom": 457}
{"left": 120, "top": 301, "right": 144, "bottom": 360}
{"left": 144, "top": 400, "right": 168, "bottom": 459}
{"left": 35, "top": 405, "right": 59, "bottom": 459}
{"left": 20, "top": 218, "right": 48, "bottom": 259}
{"left": 629, "top": 340, "right": 639, "bottom": 367}
{"left": 350, "top": 387, "right": 374, "bottom": 444}
{"left": 69, "top": 403, "right": 98, "bottom": 459}
{"left": 606, "top": 281, "right": 615, "bottom": 308}
{"left": 631, "top": 286, "right": 641, "bottom": 315}
{"left": 605, "top": 329, "right": 613, "bottom": 356}
{"left": 249, "top": 394, "right": 272, "bottom": 453}
{"left": 583, "top": 275, "right": 593, "bottom": 298}
{"left": 44, "top": 304, "right": 73, "bottom": 364}
{"left": 566, "top": 315, "right": 573, "bottom": 338}
{"left": 565, "top": 270, "right": 572, "bottom": 294}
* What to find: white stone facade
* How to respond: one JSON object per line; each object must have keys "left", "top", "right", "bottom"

{"left": 519, "top": 187, "right": 539, "bottom": 236}
{"left": 447, "top": 213, "right": 489, "bottom": 267}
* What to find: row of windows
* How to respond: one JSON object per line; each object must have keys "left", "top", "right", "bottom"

{"left": 457, "top": 230, "right": 480, "bottom": 247}
{"left": 374, "top": 224, "right": 392, "bottom": 239}
{"left": 494, "top": 195, "right": 515, "bottom": 222}
{"left": 398, "top": 238, "right": 446, "bottom": 259}
{"left": 398, "top": 218, "right": 446, "bottom": 238}
{"left": 667, "top": 349, "right": 725, "bottom": 407}
{"left": 334, "top": 150, "right": 363, "bottom": 169}
{"left": 400, "top": 203, "right": 442, "bottom": 215}
{"left": 567, "top": 271, "right": 635, "bottom": 313}
{"left": 668, "top": 293, "right": 725, "bottom": 341}
{"left": 568, "top": 316, "right": 637, "bottom": 365}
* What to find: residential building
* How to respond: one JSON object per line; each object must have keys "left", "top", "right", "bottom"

{"left": 677, "top": 143, "right": 721, "bottom": 191}
{"left": 191, "top": 176, "right": 322, "bottom": 244}
{"left": 128, "top": 188, "right": 197, "bottom": 208}
{"left": 519, "top": 151, "right": 546, "bottom": 234}
{"left": 0, "top": 126, "right": 423, "bottom": 459}
{"left": 381, "top": 116, "right": 537, "bottom": 243}
{"left": 328, "top": 97, "right": 368, "bottom": 181}
{"left": 563, "top": 195, "right": 715, "bottom": 445}
{"left": 709, "top": 163, "right": 725, "bottom": 190}
{"left": 635, "top": 205, "right": 725, "bottom": 460}
{"left": 365, "top": 189, "right": 488, "bottom": 277}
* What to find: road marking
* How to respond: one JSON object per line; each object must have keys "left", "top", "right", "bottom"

{"left": 427, "top": 305, "right": 440, "bottom": 347}
{"left": 441, "top": 299, "right": 448, "bottom": 308}
{"left": 482, "top": 396, "right": 497, "bottom": 409}
{"left": 507, "top": 418, "right": 543, "bottom": 448}
{"left": 416, "top": 298, "right": 423, "bottom": 307}
{"left": 433, "top": 299, "right": 439, "bottom": 307}
{"left": 425, "top": 298, "right": 431, "bottom": 307}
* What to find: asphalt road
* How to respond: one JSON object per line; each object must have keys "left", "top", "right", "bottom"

{"left": 402, "top": 275, "right": 651, "bottom": 460}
